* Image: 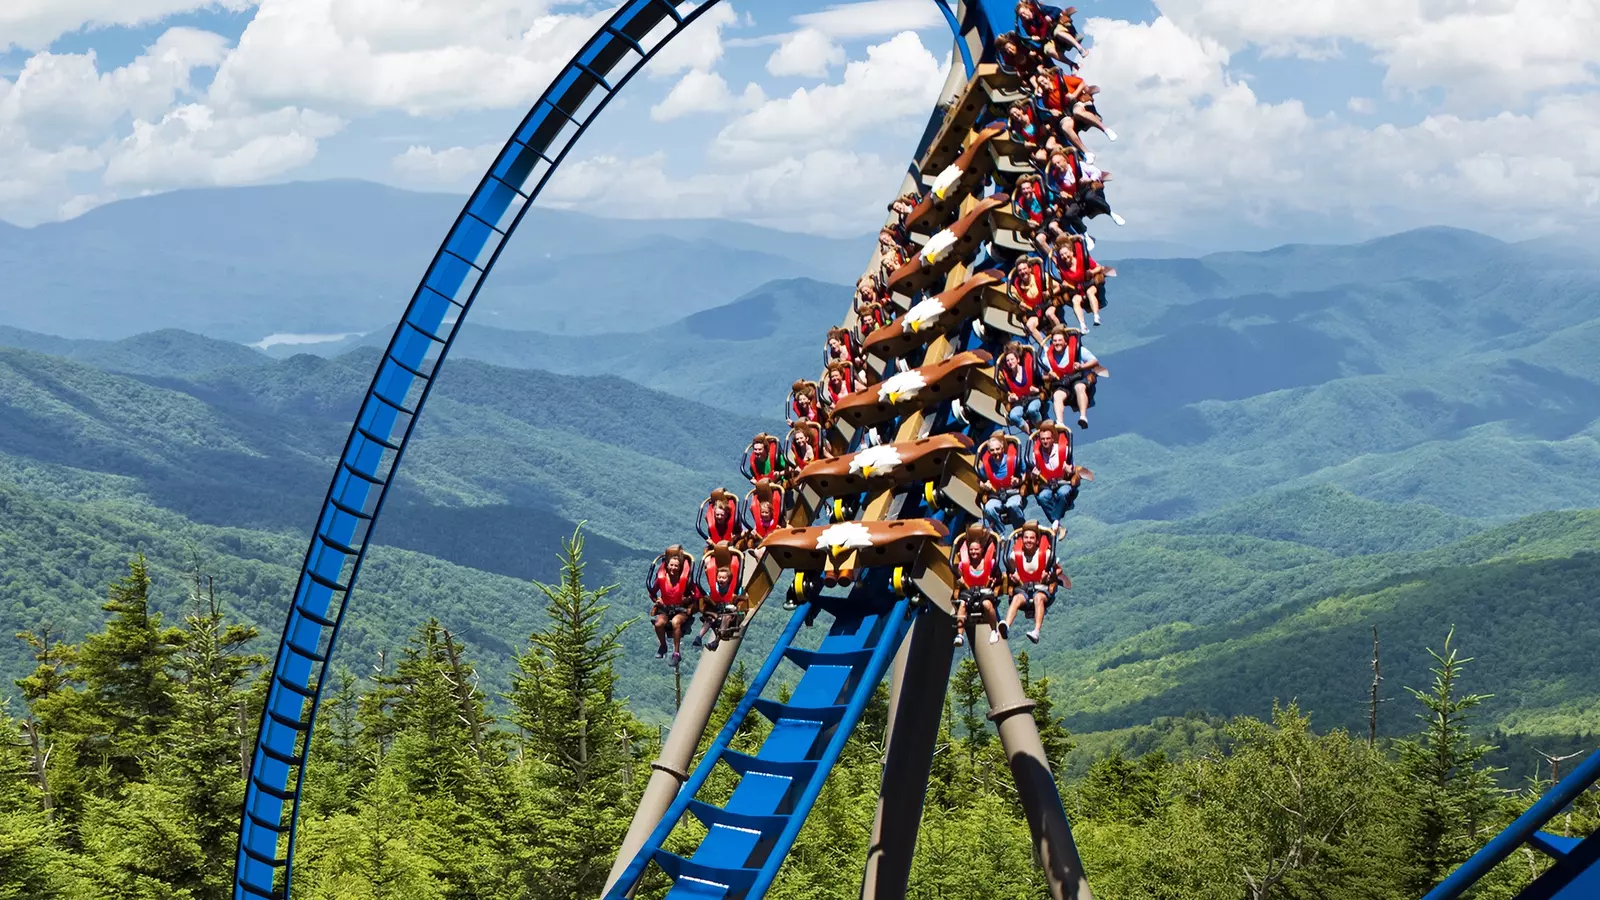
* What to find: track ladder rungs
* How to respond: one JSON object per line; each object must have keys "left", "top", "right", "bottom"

{"left": 653, "top": 851, "right": 759, "bottom": 893}
{"left": 720, "top": 750, "right": 819, "bottom": 782}
{"left": 752, "top": 698, "right": 848, "bottom": 727}
{"left": 781, "top": 646, "right": 876, "bottom": 670}
{"left": 687, "top": 800, "right": 790, "bottom": 838}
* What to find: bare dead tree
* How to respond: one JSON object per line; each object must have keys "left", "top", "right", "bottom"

{"left": 1370, "top": 626, "right": 1382, "bottom": 748}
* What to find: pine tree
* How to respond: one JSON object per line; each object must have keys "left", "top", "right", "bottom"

{"left": 31, "top": 555, "right": 183, "bottom": 810}
{"left": 161, "top": 567, "right": 264, "bottom": 898}
{"left": 364, "top": 619, "right": 492, "bottom": 799}
{"left": 1018, "top": 651, "right": 1074, "bottom": 774}
{"left": 950, "top": 657, "right": 989, "bottom": 757}
{"left": 506, "top": 525, "right": 647, "bottom": 900}
{"left": 1396, "top": 629, "right": 1504, "bottom": 892}
{"left": 0, "top": 699, "right": 75, "bottom": 899}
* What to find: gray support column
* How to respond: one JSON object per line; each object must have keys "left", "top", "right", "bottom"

{"left": 970, "top": 624, "right": 1094, "bottom": 900}
{"left": 860, "top": 610, "right": 957, "bottom": 900}
{"left": 602, "top": 633, "right": 743, "bottom": 896}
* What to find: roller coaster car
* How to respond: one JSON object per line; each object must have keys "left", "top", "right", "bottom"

{"left": 827, "top": 350, "right": 998, "bottom": 435}
{"left": 762, "top": 518, "right": 954, "bottom": 607}
{"left": 976, "top": 280, "right": 1032, "bottom": 338}
{"left": 907, "top": 124, "right": 1008, "bottom": 236}
{"left": 863, "top": 271, "right": 1005, "bottom": 362}
{"left": 885, "top": 194, "right": 1012, "bottom": 298}
{"left": 920, "top": 64, "right": 1027, "bottom": 176}
{"left": 791, "top": 433, "right": 986, "bottom": 521}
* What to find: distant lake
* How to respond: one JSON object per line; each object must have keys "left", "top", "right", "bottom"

{"left": 251, "top": 332, "right": 360, "bottom": 349}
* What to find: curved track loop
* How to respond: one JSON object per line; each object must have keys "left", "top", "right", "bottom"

{"left": 233, "top": 3, "right": 992, "bottom": 898}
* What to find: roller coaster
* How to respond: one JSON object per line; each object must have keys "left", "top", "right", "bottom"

{"left": 231, "top": 2, "right": 1600, "bottom": 899}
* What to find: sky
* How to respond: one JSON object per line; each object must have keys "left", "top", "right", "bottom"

{"left": 0, "top": 0, "right": 1596, "bottom": 249}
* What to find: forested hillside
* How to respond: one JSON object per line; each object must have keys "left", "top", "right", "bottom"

{"left": 0, "top": 533, "right": 1579, "bottom": 900}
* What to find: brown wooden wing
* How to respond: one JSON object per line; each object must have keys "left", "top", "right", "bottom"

{"left": 885, "top": 194, "right": 1010, "bottom": 297}
{"left": 863, "top": 272, "right": 1004, "bottom": 362}
{"left": 792, "top": 433, "right": 974, "bottom": 498}
{"left": 759, "top": 518, "right": 950, "bottom": 571}
{"left": 906, "top": 124, "right": 1007, "bottom": 235}
{"left": 827, "top": 349, "right": 994, "bottom": 431}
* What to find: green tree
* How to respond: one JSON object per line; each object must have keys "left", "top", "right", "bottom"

{"left": 0, "top": 699, "right": 76, "bottom": 900}
{"left": 1396, "top": 629, "right": 1504, "bottom": 892}
{"left": 1019, "top": 651, "right": 1074, "bottom": 775}
{"left": 160, "top": 568, "right": 264, "bottom": 898}
{"left": 506, "top": 525, "right": 647, "bottom": 900}
{"left": 32, "top": 555, "right": 183, "bottom": 811}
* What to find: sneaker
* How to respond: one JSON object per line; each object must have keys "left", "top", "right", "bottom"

{"left": 692, "top": 634, "right": 703, "bottom": 649}
{"left": 707, "top": 633, "right": 720, "bottom": 651}
{"left": 655, "top": 644, "right": 667, "bottom": 659}
{"left": 988, "top": 629, "right": 1000, "bottom": 645}
{"left": 1078, "top": 416, "right": 1089, "bottom": 429}
{"left": 998, "top": 621, "right": 1011, "bottom": 640}
{"left": 1085, "top": 234, "right": 1096, "bottom": 252}
{"left": 1027, "top": 629, "right": 1041, "bottom": 644}
{"left": 1105, "top": 128, "right": 1118, "bottom": 142}
{"left": 1083, "top": 151, "right": 1095, "bottom": 165}
{"left": 954, "top": 633, "right": 966, "bottom": 647}
{"left": 671, "top": 651, "right": 682, "bottom": 668}
{"left": 1111, "top": 212, "right": 1126, "bottom": 226}
{"left": 1093, "top": 315, "right": 1101, "bottom": 326}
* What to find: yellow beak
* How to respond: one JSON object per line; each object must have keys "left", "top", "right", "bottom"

{"left": 887, "top": 392, "right": 901, "bottom": 404}
{"left": 860, "top": 465, "right": 875, "bottom": 477}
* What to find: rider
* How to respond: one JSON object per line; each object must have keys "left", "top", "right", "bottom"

{"left": 997, "top": 340, "right": 1044, "bottom": 431}
{"left": 1016, "top": 0, "right": 1087, "bottom": 64}
{"left": 1002, "top": 522, "right": 1065, "bottom": 644}
{"left": 648, "top": 545, "right": 700, "bottom": 665}
{"left": 743, "top": 481, "right": 787, "bottom": 543}
{"left": 951, "top": 525, "right": 1005, "bottom": 646}
{"left": 1052, "top": 232, "right": 1107, "bottom": 331}
{"left": 1038, "top": 324, "right": 1103, "bottom": 429}
{"left": 1028, "top": 420, "right": 1091, "bottom": 532}
{"left": 978, "top": 431, "right": 1028, "bottom": 531}
{"left": 696, "top": 546, "right": 744, "bottom": 652}
{"left": 822, "top": 360, "right": 858, "bottom": 408}
{"left": 785, "top": 421, "right": 824, "bottom": 476}
{"left": 744, "top": 432, "right": 787, "bottom": 485}
{"left": 1009, "top": 255, "right": 1053, "bottom": 347}
{"left": 789, "top": 380, "right": 822, "bottom": 425}
{"left": 699, "top": 488, "right": 745, "bottom": 549}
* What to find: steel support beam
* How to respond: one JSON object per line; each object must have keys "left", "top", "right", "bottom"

{"left": 603, "top": 633, "right": 743, "bottom": 896}
{"left": 971, "top": 624, "right": 1094, "bottom": 900}
{"left": 860, "top": 611, "right": 957, "bottom": 900}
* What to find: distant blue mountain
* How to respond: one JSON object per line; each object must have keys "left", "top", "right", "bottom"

{"left": 0, "top": 180, "right": 866, "bottom": 341}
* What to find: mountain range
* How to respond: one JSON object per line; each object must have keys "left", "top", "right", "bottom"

{"left": 3, "top": 181, "right": 1600, "bottom": 745}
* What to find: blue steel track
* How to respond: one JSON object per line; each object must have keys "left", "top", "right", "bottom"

{"left": 232, "top": 0, "right": 1600, "bottom": 897}
{"left": 232, "top": 2, "right": 1006, "bottom": 898}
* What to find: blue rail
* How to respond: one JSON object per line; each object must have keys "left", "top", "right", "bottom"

{"left": 604, "top": 595, "right": 915, "bottom": 900}
{"left": 1424, "top": 750, "right": 1600, "bottom": 900}
{"left": 233, "top": 2, "right": 1003, "bottom": 898}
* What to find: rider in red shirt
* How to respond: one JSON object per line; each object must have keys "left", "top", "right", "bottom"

{"left": 1002, "top": 523, "right": 1067, "bottom": 644}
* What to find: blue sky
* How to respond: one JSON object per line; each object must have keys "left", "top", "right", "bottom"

{"left": 0, "top": 0, "right": 1596, "bottom": 250}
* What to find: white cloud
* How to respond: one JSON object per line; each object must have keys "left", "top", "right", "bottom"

{"left": 766, "top": 28, "right": 845, "bottom": 78}
{"left": 791, "top": 0, "right": 946, "bottom": 39}
{"left": 647, "top": 3, "right": 742, "bottom": 78}
{"left": 208, "top": 0, "right": 610, "bottom": 117}
{"left": 1347, "top": 96, "right": 1374, "bottom": 114}
{"left": 1074, "top": 14, "right": 1600, "bottom": 242}
{"left": 0, "top": 28, "right": 229, "bottom": 150}
{"left": 0, "top": 0, "right": 256, "bottom": 52}
{"left": 650, "top": 70, "right": 764, "bottom": 121}
{"left": 391, "top": 142, "right": 499, "bottom": 187}
{"left": 102, "top": 103, "right": 342, "bottom": 189}
{"left": 714, "top": 31, "right": 946, "bottom": 163}
{"left": 1154, "top": 0, "right": 1600, "bottom": 109}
